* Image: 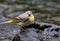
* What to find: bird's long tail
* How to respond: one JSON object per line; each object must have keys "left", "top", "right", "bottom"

{"left": 0, "top": 19, "right": 14, "bottom": 24}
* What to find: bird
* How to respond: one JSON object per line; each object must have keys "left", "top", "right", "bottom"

{"left": 0, "top": 11, "right": 35, "bottom": 31}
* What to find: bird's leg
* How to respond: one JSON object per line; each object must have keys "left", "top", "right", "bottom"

{"left": 21, "top": 26, "right": 28, "bottom": 32}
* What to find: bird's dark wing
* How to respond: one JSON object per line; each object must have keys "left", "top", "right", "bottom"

{"left": 13, "top": 17, "right": 29, "bottom": 23}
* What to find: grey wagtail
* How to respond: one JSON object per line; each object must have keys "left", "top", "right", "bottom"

{"left": 0, "top": 11, "right": 35, "bottom": 31}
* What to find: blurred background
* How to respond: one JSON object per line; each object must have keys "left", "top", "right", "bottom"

{"left": 0, "top": 0, "right": 60, "bottom": 25}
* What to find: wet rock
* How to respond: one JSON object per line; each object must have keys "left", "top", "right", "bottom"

{"left": 53, "top": 34, "right": 58, "bottom": 38}
{"left": 25, "top": 22, "right": 52, "bottom": 31}
{"left": 12, "top": 28, "right": 40, "bottom": 41}
{"left": 40, "top": 25, "right": 52, "bottom": 30}
{"left": 0, "top": 22, "right": 60, "bottom": 41}
{"left": 12, "top": 34, "right": 21, "bottom": 41}
{"left": 55, "top": 28, "right": 60, "bottom": 32}
{"left": 12, "top": 22, "right": 60, "bottom": 41}
{"left": 0, "top": 23, "right": 20, "bottom": 41}
{"left": 51, "top": 28, "right": 60, "bottom": 32}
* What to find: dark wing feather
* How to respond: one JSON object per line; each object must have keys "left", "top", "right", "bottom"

{"left": 13, "top": 17, "right": 28, "bottom": 23}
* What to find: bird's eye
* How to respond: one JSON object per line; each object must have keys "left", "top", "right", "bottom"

{"left": 28, "top": 14, "right": 30, "bottom": 16}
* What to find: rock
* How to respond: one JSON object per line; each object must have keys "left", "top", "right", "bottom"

{"left": 27, "top": 22, "right": 52, "bottom": 30}
{"left": 0, "top": 23, "right": 20, "bottom": 41}
{"left": 12, "top": 22, "right": 60, "bottom": 41}
{"left": 0, "top": 22, "right": 60, "bottom": 41}
{"left": 12, "top": 34, "right": 21, "bottom": 41}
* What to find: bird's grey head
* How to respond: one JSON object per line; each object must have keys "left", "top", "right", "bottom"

{"left": 25, "top": 11, "right": 33, "bottom": 16}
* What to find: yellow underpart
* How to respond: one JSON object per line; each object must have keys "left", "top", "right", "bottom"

{"left": 29, "top": 15, "right": 34, "bottom": 23}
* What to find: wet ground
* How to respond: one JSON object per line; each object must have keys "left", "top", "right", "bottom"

{"left": 0, "top": 22, "right": 60, "bottom": 41}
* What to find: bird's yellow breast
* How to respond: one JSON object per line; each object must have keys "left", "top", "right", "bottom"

{"left": 29, "top": 15, "right": 34, "bottom": 23}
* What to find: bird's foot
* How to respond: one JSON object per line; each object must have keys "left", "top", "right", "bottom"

{"left": 21, "top": 28, "right": 29, "bottom": 32}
